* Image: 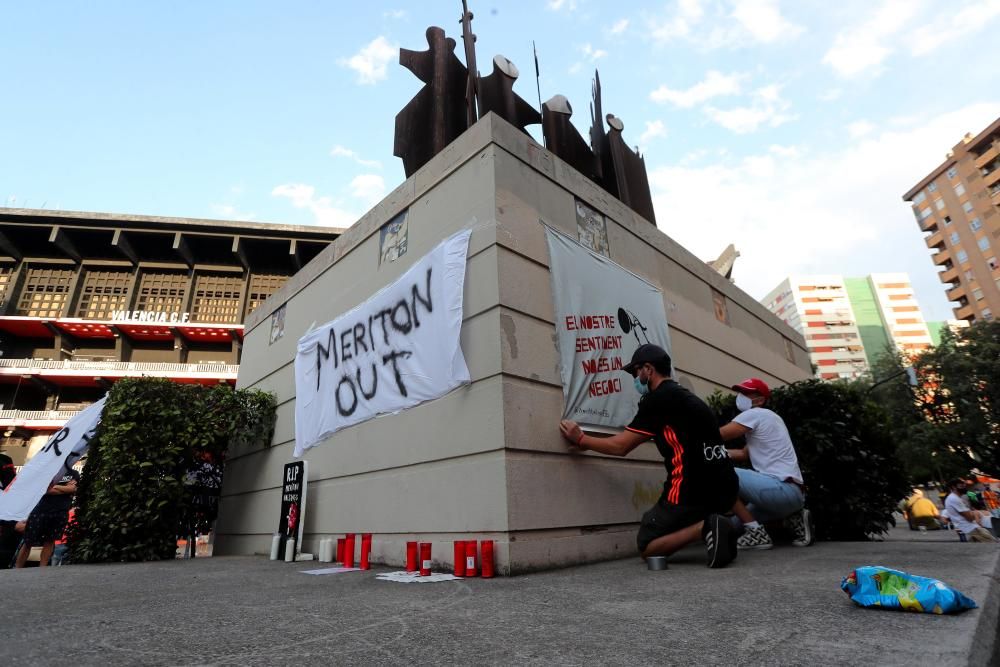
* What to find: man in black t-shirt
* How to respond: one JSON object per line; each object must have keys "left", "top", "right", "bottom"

{"left": 14, "top": 468, "right": 80, "bottom": 568}
{"left": 560, "top": 344, "right": 740, "bottom": 568}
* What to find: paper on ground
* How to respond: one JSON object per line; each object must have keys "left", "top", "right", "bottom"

{"left": 299, "top": 566, "right": 362, "bottom": 575}
{"left": 376, "top": 570, "right": 464, "bottom": 583}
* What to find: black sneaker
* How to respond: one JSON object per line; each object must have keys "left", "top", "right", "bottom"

{"left": 786, "top": 508, "right": 814, "bottom": 547}
{"left": 704, "top": 513, "right": 737, "bottom": 568}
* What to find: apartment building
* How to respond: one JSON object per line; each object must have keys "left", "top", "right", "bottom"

{"left": 764, "top": 273, "right": 933, "bottom": 379}
{"left": 0, "top": 208, "right": 341, "bottom": 465}
{"left": 763, "top": 276, "right": 869, "bottom": 380}
{"left": 903, "top": 116, "right": 1000, "bottom": 323}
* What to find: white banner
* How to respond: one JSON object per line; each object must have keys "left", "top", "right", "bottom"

{"left": 294, "top": 230, "right": 472, "bottom": 456}
{"left": 0, "top": 396, "right": 106, "bottom": 521}
{"left": 545, "top": 226, "right": 671, "bottom": 429}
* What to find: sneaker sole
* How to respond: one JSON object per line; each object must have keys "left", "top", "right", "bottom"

{"left": 706, "top": 515, "right": 736, "bottom": 568}
{"left": 737, "top": 543, "right": 774, "bottom": 550}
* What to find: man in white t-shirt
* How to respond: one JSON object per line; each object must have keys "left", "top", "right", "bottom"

{"left": 944, "top": 478, "right": 998, "bottom": 543}
{"left": 719, "top": 378, "right": 812, "bottom": 550}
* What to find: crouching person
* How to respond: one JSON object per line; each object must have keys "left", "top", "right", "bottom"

{"left": 559, "top": 345, "right": 740, "bottom": 568}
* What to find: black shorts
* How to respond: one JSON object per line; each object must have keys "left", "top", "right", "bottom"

{"left": 636, "top": 480, "right": 739, "bottom": 553}
{"left": 24, "top": 509, "right": 69, "bottom": 546}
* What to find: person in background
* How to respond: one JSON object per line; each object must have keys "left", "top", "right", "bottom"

{"left": 904, "top": 489, "right": 943, "bottom": 530}
{"left": 14, "top": 468, "right": 80, "bottom": 568}
{"left": 719, "top": 378, "right": 812, "bottom": 550}
{"left": 944, "top": 478, "right": 998, "bottom": 543}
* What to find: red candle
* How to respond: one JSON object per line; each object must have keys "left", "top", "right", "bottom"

{"left": 336, "top": 538, "right": 345, "bottom": 564}
{"left": 344, "top": 533, "right": 355, "bottom": 568}
{"left": 360, "top": 533, "right": 372, "bottom": 570}
{"left": 464, "top": 540, "right": 478, "bottom": 577}
{"left": 406, "top": 541, "right": 418, "bottom": 572}
{"left": 480, "top": 540, "right": 494, "bottom": 578}
{"left": 419, "top": 542, "right": 432, "bottom": 576}
{"left": 453, "top": 541, "right": 466, "bottom": 576}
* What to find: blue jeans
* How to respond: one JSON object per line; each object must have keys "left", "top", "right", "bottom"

{"left": 735, "top": 468, "right": 804, "bottom": 523}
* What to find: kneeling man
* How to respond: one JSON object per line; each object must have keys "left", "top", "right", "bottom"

{"left": 560, "top": 345, "right": 740, "bottom": 568}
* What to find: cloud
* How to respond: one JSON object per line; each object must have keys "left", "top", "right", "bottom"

{"left": 383, "top": 9, "right": 407, "bottom": 19}
{"left": 548, "top": 0, "right": 578, "bottom": 10}
{"left": 610, "top": 18, "right": 629, "bottom": 34}
{"left": 647, "top": 102, "right": 1000, "bottom": 321}
{"left": 272, "top": 183, "right": 357, "bottom": 228}
{"left": 822, "top": 0, "right": 922, "bottom": 78}
{"left": 639, "top": 120, "right": 668, "bottom": 148}
{"left": 818, "top": 88, "right": 842, "bottom": 102}
{"left": 908, "top": 0, "right": 1000, "bottom": 56}
{"left": 581, "top": 43, "right": 607, "bottom": 61}
{"left": 339, "top": 36, "right": 397, "bottom": 85}
{"left": 210, "top": 204, "right": 256, "bottom": 221}
{"left": 331, "top": 145, "right": 382, "bottom": 169}
{"left": 703, "top": 83, "right": 795, "bottom": 133}
{"left": 649, "top": 0, "right": 801, "bottom": 47}
{"left": 848, "top": 120, "right": 875, "bottom": 138}
{"left": 650, "top": 70, "right": 743, "bottom": 108}
{"left": 729, "top": 0, "right": 803, "bottom": 43}
{"left": 349, "top": 174, "right": 386, "bottom": 206}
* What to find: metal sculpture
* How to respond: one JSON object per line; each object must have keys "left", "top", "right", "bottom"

{"left": 606, "top": 114, "right": 656, "bottom": 224}
{"left": 478, "top": 55, "right": 542, "bottom": 136}
{"left": 393, "top": 27, "right": 471, "bottom": 178}
{"left": 541, "top": 95, "right": 600, "bottom": 183}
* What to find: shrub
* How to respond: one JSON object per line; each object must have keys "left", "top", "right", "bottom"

{"left": 709, "top": 379, "right": 910, "bottom": 541}
{"left": 68, "top": 379, "right": 276, "bottom": 563}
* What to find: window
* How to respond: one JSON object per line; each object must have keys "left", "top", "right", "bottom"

{"left": 913, "top": 191, "right": 927, "bottom": 205}
{"left": 955, "top": 183, "right": 966, "bottom": 196}
{"left": 963, "top": 201, "right": 974, "bottom": 214}
{"left": 970, "top": 217, "right": 982, "bottom": 231}
{"left": 978, "top": 237, "right": 991, "bottom": 251}
{"left": 973, "top": 288, "right": 984, "bottom": 300}
{"left": 16, "top": 267, "right": 74, "bottom": 317}
{"left": 983, "top": 308, "right": 994, "bottom": 321}
{"left": 950, "top": 231, "right": 960, "bottom": 245}
{"left": 136, "top": 271, "right": 189, "bottom": 314}
{"left": 965, "top": 269, "right": 975, "bottom": 281}
{"left": 944, "top": 216, "right": 952, "bottom": 226}
{"left": 0, "top": 264, "right": 13, "bottom": 305}
{"left": 246, "top": 274, "right": 290, "bottom": 317}
{"left": 76, "top": 270, "right": 132, "bottom": 319}
{"left": 191, "top": 273, "right": 244, "bottom": 323}
{"left": 957, "top": 250, "right": 969, "bottom": 263}
{"left": 928, "top": 182, "right": 937, "bottom": 192}
{"left": 936, "top": 198, "right": 945, "bottom": 211}
{"left": 947, "top": 166, "right": 959, "bottom": 179}
{"left": 920, "top": 207, "right": 933, "bottom": 219}
{"left": 989, "top": 257, "right": 998, "bottom": 271}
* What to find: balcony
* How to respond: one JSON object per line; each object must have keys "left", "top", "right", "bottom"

{"left": 939, "top": 266, "right": 959, "bottom": 284}
{"left": 946, "top": 285, "right": 967, "bottom": 302}
{"left": 917, "top": 214, "right": 938, "bottom": 233}
{"left": 974, "top": 143, "right": 1000, "bottom": 170}
{"left": 0, "top": 409, "right": 82, "bottom": 430}
{"left": 925, "top": 230, "right": 945, "bottom": 250}
{"left": 955, "top": 303, "right": 975, "bottom": 321}
{"left": 932, "top": 250, "right": 953, "bottom": 266}
{"left": 0, "top": 359, "right": 238, "bottom": 383}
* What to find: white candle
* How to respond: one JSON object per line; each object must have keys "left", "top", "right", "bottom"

{"left": 269, "top": 534, "right": 281, "bottom": 561}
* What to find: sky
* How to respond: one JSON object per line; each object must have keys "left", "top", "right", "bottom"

{"left": 2, "top": 1, "right": 999, "bottom": 321}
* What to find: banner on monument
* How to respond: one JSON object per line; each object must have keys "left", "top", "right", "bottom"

{"left": 277, "top": 460, "right": 307, "bottom": 557}
{"left": 294, "top": 230, "right": 472, "bottom": 456}
{"left": 544, "top": 225, "right": 671, "bottom": 430}
{"left": 0, "top": 396, "right": 106, "bottom": 521}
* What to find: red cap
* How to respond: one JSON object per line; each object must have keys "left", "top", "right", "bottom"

{"left": 732, "top": 378, "right": 771, "bottom": 399}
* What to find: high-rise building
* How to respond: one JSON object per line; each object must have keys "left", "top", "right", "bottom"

{"left": 0, "top": 209, "right": 341, "bottom": 467}
{"left": 763, "top": 273, "right": 932, "bottom": 379}
{"left": 902, "top": 116, "right": 1000, "bottom": 323}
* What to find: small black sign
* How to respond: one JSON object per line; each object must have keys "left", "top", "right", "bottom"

{"left": 277, "top": 461, "right": 307, "bottom": 558}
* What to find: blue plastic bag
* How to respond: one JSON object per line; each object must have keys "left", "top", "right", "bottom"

{"left": 841, "top": 566, "right": 977, "bottom": 614}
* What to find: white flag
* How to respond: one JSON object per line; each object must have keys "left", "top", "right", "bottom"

{"left": 0, "top": 395, "right": 106, "bottom": 521}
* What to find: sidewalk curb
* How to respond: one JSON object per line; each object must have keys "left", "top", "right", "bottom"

{"left": 968, "top": 547, "right": 1000, "bottom": 666}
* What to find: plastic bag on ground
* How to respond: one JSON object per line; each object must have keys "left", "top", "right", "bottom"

{"left": 841, "top": 566, "right": 977, "bottom": 614}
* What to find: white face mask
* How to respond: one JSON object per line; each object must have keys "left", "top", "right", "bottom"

{"left": 736, "top": 394, "right": 753, "bottom": 412}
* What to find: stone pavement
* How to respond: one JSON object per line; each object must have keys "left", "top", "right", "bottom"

{"left": 3, "top": 525, "right": 998, "bottom": 666}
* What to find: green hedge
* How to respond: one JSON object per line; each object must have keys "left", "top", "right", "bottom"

{"left": 68, "top": 378, "right": 276, "bottom": 563}
{"left": 709, "top": 379, "right": 909, "bottom": 541}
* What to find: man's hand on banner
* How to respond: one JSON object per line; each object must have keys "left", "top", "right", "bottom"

{"left": 559, "top": 420, "right": 584, "bottom": 449}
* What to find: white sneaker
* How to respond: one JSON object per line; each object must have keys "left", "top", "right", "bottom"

{"left": 787, "top": 508, "right": 814, "bottom": 547}
{"left": 736, "top": 525, "right": 773, "bottom": 550}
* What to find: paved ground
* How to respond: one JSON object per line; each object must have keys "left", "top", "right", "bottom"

{"left": 3, "top": 526, "right": 998, "bottom": 666}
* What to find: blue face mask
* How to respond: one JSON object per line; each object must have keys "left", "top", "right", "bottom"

{"left": 634, "top": 376, "right": 649, "bottom": 396}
